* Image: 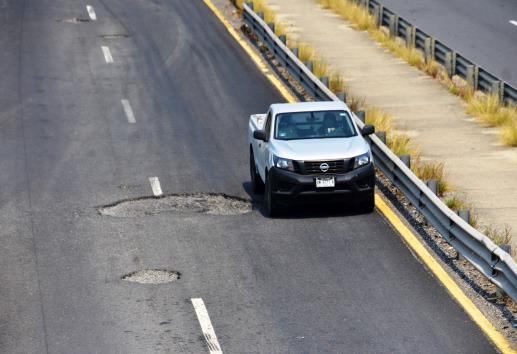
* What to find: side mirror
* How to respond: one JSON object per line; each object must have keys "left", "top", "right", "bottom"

{"left": 361, "top": 124, "right": 375, "bottom": 136}
{"left": 253, "top": 130, "right": 268, "bottom": 142}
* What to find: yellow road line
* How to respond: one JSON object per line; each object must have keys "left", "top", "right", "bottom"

{"left": 202, "top": 0, "right": 515, "bottom": 351}
{"left": 202, "top": 0, "right": 296, "bottom": 103}
{"left": 375, "top": 194, "right": 515, "bottom": 353}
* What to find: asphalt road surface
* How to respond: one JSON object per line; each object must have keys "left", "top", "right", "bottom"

{"left": 379, "top": 0, "right": 517, "bottom": 89}
{"left": 0, "top": 0, "right": 498, "bottom": 353}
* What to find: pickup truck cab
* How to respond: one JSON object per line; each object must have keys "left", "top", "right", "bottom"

{"left": 249, "top": 101, "right": 376, "bottom": 216}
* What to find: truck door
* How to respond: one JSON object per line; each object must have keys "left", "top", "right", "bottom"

{"left": 257, "top": 111, "right": 272, "bottom": 180}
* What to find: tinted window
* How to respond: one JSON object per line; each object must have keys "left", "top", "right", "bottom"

{"left": 275, "top": 110, "right": 357, "bottom": 140}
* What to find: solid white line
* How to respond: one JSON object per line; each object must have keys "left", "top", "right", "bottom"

{"left": 86, "top": 5, "right": 97, "bottom": 20}
{"left": 121, "top": 99, "right": 136, "bottom": 123}
{"left": 510, "top": 20, "right": 517, "bottom": 27}
{"left": 191, "top": 298, "right": 223, "bottom": 354}
{"left": 101, "top": 46, "right": 113, "bottom": 63}
{"left": 149, "top": 177, "right": 163, "bottom": 196}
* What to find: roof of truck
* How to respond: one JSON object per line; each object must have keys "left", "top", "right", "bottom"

{"left": 270, "top": 101, "right": 348, "bottom": 115}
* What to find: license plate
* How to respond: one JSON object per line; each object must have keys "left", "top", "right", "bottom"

{"left": 315, "top": 177, "right": 335, "bottom": 188}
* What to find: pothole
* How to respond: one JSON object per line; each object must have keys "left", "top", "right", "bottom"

{"left": 122, "top": 269, "right": 180, "bottom": 284}
{"left": 101, "top": 34, "right": 130, "bottom": 39}
{"left": 98, "top": 193, "right": 252, "bottom": 217}
{"left": 57, "top": 17, "right": 91, "bottom": 23}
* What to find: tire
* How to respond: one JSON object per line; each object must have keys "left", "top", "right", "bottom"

{"left": 249, "top": 150, "right": 264, "bottom": 194}
{"left": 357, "top": 192, "right": 375, "bottom": 214}
{"left": 265, "top": 174, "right": 281, "bottom": 217}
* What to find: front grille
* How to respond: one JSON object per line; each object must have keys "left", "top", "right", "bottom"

{"left": 298, "top": 159, "right": 352, "bottom": 175}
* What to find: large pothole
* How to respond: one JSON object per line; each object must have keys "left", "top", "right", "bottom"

{"left": 98, "top": 193, "right": 252, "bottom": 217}
{"left": 122, "top": 269, "right": 180, "bottom": 284}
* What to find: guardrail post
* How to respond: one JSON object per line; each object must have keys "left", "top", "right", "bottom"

{"left": 356, "top": 110, "right": 365, "bottom": 123}
{"left": 455, "top": 210, "right": 471, "bottom": 260}
{"left": 399, "top": 154, "right": 411, "bottom": 168}
{"left": 424, "top": 37, "right": 435, "bottom": 63}
{"left": 246, "top": 1, "right": 253, "bottom": 10}
{"left": 388, "top": 14, "right": 399, "bottom": 38}
{"left": 257, "top": 11, "right": 264, "bottom": 20}
{"left": 267, "top": 22, "right": 275, "bottom": 32}
{"left": 406, "top": 26, "right": 416, "bottom": 48}
{"left": 466, "top": 65, "right": 479, "bottom": 90}
{"left": 457, "top": 209, "right": 470, "bottom": 224}
{"left": 376, "top": 131, "right": 386, "bottom": 144}
{"left": 291, "top": 47, "right": 299, "bottom": 58}
{"left": 501, "top": 244, "right": 512, "bottom": 255}
{"left": 305, "top": 61, "right": 313, "bottom": 72}
{"left": 279, "top": 34, "right": 287, "bottom": 45}
{"left": 372, "top": 4, "right": 383, "bottom": 28}
{"left": 321, "top": 76, "right": 329, "bottom": 87}
{"left": 337, "top": 92, "right": 346, "bottom": 102}
{"left": 426, "top": 179, "right": 438, "bottom": 195}
{"left": 445, "top": 51, "right": 457, "bottom": 77}
{"left": 490, "top": 81, "right": 503, "bottom": 101}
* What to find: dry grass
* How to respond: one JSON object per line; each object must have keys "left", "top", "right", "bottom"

{"left": 234, "top": 0, "right": 244, "bottom": 9}
{"left": 296, "top": 42, "right": 316, "bottom": 62}
{"left": 421, "top": 59, "right": 441, "bottom": 78}
{"left": 483, "top": 224, "right": 512, "bottom": 246}
{"left": 387, "top": 134, "right": 413, "bottom": 156}
{"left": 274, "top": 20, "right": 287, "bottom": 37}
{"left": 444, "top": 195, "right": 467, "bottom": 211}
{"left": 466, "top": 94, "right": 517, "bottom": 127}
{"left": 411, "top": 160, "right": 449, "bottom": 196}
{"left": 500, "top": 119, "right": 517, "bottom": 146}
{"left": 250, "top": 0, "right": 268, "bottom": 14}
{"left": 329, "top": 71, "right": 345, "bottom": 93}
{"left": 312, "top": 58, "right": 329, "bottom": 78}
{"left": 318, "top": 0, "right": 376, "bottom": 31}
{"left": 345, "top": 94, "right": 365, "bottom": 112}
{"left": 365, "top": 107, "right": 393, "bottom": 132}
{"left": 413, "top": 160, "right": 445, "bottom": 181}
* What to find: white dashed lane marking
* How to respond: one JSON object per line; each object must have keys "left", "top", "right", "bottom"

{"left": 510, "top": 20, "right": 517, "bottom": 27}
{"left": 191, "top": 298, "right": 223, "bottom": 354}
{"left": 148, "top": 177, "right": 163, "bottom": 196}
{"left": 121, "top": 99, "right": 136, "bottom": 123}
{"left": 101, "top": 46, "right": 113, "bottom": 63}
{"left": 86, "top": 5, "right": 97, "bottom": 20}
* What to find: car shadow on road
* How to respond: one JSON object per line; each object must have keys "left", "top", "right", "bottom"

{"left": 242, "top": 182, "right": 369, "bottom": 219}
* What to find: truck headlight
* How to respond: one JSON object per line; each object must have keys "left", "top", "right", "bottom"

{"left": 273, "top": 155, "right": 295, "bottom": 171}
{"left": 353, "top": 152, "right": 370, "bottom": 169}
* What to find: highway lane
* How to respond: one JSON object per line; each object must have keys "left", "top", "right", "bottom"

{"left": 0, "top": 0, "right": 498, "bottom": 352}
{"left": 378, "top": 0, "right": 517, "bottom": 88}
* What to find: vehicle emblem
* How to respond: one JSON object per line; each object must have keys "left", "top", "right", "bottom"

{"left": 320, "top": 163, "right": 329, "bottom": 172}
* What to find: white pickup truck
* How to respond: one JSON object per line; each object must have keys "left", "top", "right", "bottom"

{"left": 248, "top": 101, "right": 376, "bottom": 216}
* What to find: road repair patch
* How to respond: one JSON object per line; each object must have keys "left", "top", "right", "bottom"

{"left": 98, "top": 193, "right": 252, "bottom": 217}
{"left": 122, "top": 269, "right": 180, "bottom": 284}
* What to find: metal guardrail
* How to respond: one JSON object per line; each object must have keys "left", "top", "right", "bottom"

{"left": 364, "top": 0, "right": 517, "bottom": 104}
{"left": 243, "top": 2, "right": 517, "bottom": 303}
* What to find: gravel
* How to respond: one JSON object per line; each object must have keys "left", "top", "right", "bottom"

{"left": 122, "top": 269, "right": 180, "bottom": 284}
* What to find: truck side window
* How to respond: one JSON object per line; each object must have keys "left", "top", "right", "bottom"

{"left": 265, "top": 112, "right": 272, "bottom": 139}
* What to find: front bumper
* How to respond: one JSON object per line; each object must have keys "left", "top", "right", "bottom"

{"left": 268, "top": 163, "right": 375, "bottom": 204}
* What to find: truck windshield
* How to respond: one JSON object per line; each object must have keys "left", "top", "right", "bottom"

{"left": 274, "top": 110, "right": 357, "bottom": 140}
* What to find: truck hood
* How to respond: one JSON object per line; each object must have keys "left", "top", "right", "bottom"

{"left": 271, "top": 136, "right": 369, "bottom": 161}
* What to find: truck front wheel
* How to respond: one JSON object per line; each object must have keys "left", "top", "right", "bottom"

{"left": 265, "top": 174, "right": 281, "bottom": 217}
{"left": 250, "top": 150, "right": 264, "bottom": 194}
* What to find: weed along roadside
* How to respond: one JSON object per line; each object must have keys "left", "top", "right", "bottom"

{"left": 242, "top": 0, "right": 517, "bottom": 252}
